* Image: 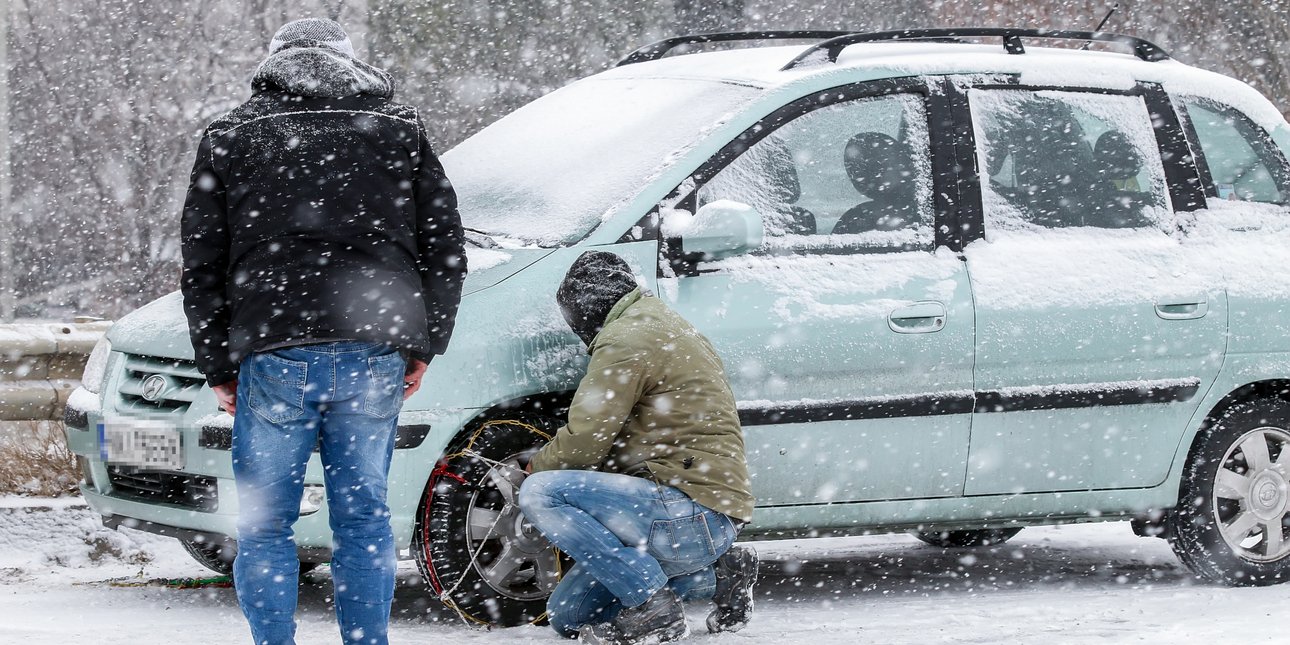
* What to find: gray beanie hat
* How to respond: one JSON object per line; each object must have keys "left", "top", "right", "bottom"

{"left": 556, "top": 251, "right": 640, "bottom": 347}
{"left": 269, "top": 18, "right": 355, "bottom": 58}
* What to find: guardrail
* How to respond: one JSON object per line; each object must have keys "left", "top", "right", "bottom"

{"left": 0, "top": 321, "right": 111, "bottom": 421}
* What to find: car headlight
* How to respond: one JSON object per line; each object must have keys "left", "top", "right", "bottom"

{"left": 82, "top": 336, "right": 113, "bottom": 394}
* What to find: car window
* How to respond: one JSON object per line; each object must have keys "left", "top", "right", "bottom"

{"left": 696, "top": 93, "right": 933, "bottom": 253}
{"left": 970, "top": 89, "right": 1172, "bottom": 232}
{"left": 1181, "top": 97, "right": 1289, "bottom": 205}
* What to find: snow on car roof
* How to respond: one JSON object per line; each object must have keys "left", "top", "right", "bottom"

{"left": 597, "top": 41, "right": 1287, "bottom": 132}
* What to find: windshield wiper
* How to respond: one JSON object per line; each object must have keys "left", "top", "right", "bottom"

{"left": 463, "top": 227, "right": 499, "bottom": 249}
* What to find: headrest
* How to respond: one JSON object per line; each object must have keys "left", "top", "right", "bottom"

{"left": 1093, "top": 130, "right": 1143, "bottom": 179}
{"left": 844, "top": 132, "right": 913, "bottom": 200}
{"left": 759, "top": 136, "right": 801, "bottom": 204}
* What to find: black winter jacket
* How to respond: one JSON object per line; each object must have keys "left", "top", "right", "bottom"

{"left": 180, "top": 50, "right": 465, "bottom": 387}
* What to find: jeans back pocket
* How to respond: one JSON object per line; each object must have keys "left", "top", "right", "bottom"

{"left": 647, "top": 512, "right": 717, "bottom": 573}
{"left": 363, "top": 352, "right": 406, "bottom": 419}
{"left": 246, "top": 353, "right": 307, "bottom": 424}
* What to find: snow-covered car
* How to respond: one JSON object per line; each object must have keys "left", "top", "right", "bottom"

{"left": 64, "top": 28, "right": 1290, "bottom": 625}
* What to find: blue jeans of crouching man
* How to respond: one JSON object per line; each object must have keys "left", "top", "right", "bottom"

{"left": 517, "top": 470, "right": 739, "bottom": 637}
{"left": 232, "top": 341, "right": 406, "bottom": 645}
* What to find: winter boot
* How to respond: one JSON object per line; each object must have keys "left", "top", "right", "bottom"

{"left": 706, "top": 545, "right": 758, "bottom": 633}
{"left": 579, "top": 588, "right": 689, "bottom": 645}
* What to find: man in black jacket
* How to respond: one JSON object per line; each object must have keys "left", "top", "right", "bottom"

{"left": 179, "top": 18, "right": 465, "bottom": 645}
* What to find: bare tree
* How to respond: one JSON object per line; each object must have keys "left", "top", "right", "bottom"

{"left": 673, "top": 0, "right": 743, "bottom": 34}
{"left": 8, "top": 0, "right": 335, "bottom": 318}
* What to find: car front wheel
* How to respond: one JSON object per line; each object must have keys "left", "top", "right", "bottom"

{"left": 413, "top": 414, "right": 565, "bottom": 626}
{"left": 180, "top": 538, "right": 236, "bottom": 576}
{"left": 1168, "top": 398, "right": 1290, "bottom": 585}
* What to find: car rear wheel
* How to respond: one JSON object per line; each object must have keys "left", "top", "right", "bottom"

{"left": 413, "top": 414, "right": 566, "bottom": 626}
{"left": 1168, "top": 398, "right": 1290, "bottom": 586}
{"left": 914, "top": 528, "right": 1022, "bottom": 548}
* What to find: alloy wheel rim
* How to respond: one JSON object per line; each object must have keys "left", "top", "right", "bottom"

{"left": 1212, "top": 426, "right": 1290, "bottom": 563}
{"left": 463, "top": 455, "right": 561, "bottom": 600}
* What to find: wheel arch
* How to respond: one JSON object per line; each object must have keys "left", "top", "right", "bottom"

{"left": 404, "top": 391, "right": 575, "bottom": 526}
{"left": 407, "top": 391, "right": 574, "bottom": 624}
{"left": 1173, "top": 379, "right": 1290, "bottom": 496}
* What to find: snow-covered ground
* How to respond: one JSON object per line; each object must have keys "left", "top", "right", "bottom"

{"left": 3, "top": 497, "right": 1288, "bottom": 644}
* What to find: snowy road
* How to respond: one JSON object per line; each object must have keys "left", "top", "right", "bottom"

{"left": 2, "top": 499, "right": 1287, "bottom": 644}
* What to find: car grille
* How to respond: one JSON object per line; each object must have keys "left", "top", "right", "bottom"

{"left": 106, "top": 466, "right": 217, "bottom": 512}
{"left": 117, "top": 354, "right": 205, "bottom": 413}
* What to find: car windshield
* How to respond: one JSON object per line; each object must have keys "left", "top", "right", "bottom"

{"left": 442, "top": 77, "right": 761, "bottom": 247}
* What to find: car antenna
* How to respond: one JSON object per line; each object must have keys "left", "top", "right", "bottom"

{"left": 1080, "top": 2, "right": 1121, "bottom": 50}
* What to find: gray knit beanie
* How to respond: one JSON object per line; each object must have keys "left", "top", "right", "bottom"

{"left": 557, "top": 251, "right": 640, "bottom": 347}
{"left": 269, "top": 18, "right": 355, "bottom": 58}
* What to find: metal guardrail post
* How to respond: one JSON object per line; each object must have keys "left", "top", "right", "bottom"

{"left": 0, "top": 321, "right": 111, "bottom": 421}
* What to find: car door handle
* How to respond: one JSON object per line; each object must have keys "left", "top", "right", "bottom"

{"left": 1155, "top": 298, "right": 1209, "bottom": 320}
{"left": 888, "top": 302, "right": 947, "bottom": 334}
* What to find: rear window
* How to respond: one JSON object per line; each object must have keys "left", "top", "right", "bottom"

{"left": 970, "top": 89, "right": 1171, "bottom": 233}
{"left": 1180, "top": 97, "right": 1290, "bottom": 205}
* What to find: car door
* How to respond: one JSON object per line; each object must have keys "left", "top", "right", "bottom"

{"left": 653, "top": 80, "right": 976, "bottom": 508}
{"left": 961, "top": 83, "right": 1227, "bottom": 495}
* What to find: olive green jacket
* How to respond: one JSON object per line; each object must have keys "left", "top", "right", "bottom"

{"left": 529, "top": 289, "right": 754, "bottom": 522}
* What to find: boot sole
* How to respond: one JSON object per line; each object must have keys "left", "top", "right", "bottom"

{"left": 579, "top": 620, "right": 690, "bottom": 645}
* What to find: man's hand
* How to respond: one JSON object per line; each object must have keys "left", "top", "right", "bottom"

{"left": 403, "top": 358, "right": 429, "bottom": 400}
{"left": 213, "top": 380, "right": 238, "bottom": 415}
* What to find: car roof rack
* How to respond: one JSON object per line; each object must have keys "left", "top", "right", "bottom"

{"left": 780, "top": 28, "right": 1171, "bottom": 70}
{"left": 616, "top": 30, "right": 859, "bottom": 66}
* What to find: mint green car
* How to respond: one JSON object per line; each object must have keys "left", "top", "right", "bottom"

{"left": 65, "top": 30, "right": 1290, "bottom": 625}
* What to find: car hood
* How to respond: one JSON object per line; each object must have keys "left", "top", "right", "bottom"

{"left": 460, "top": 247, "right": 553, "bottom": 296}
{"left": 107, "top": 247, "right": 552, "bottom": 361}
{"left": 107, "top": 291, "right": 195, "bottom": 360}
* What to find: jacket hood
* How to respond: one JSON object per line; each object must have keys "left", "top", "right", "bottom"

{"left": 252, "top": 44, "right": 393, "bottom": 99}
{"left": 556, "top": 250, "right": 640, "bottom": 347}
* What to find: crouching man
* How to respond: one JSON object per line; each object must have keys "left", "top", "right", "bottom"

{"left": 517, "top": 251, "right": 758, "bottom": 644}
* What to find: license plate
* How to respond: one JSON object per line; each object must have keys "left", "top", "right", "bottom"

{"left": 98, "top": 420, "right": 185, "bottom": 470}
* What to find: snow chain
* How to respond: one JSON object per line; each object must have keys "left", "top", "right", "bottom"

{"left": 430, "top": 419, "right": 556, "bottom": 628}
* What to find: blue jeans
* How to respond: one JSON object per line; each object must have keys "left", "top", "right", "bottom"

{"left": 232, "top": 341, "right": 406, "bottom": 645}
{"left": 517, "top": 470, "right": 739, "bottom": 638}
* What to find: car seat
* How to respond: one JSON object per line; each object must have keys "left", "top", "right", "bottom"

{"left": 984, "top": 98, "right": 1102, "bottom": 228}
{"left": 832, "top": 132, "right": 918, "bottom": 235}
{"left": 1093, "top": 130, "right": 1143, "bottom": 191}
{"left": 759, "top": 137, "right": 817, "bottom": 235}
{"left": 1090, "top": 129, "right": 1153, "bottom": 227}
{"left": 699, "top": 135, "right": 816, "bottom": 236}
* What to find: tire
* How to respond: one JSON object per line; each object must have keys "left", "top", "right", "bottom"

{"left": 1167, "top": 398, "right": 1290, "bottom": 586}
{"left": 180, "top": 538, "right": 235, "bottom": 576}
{"left": 179, "top": 538, "right": 320, "bottom": 578}
{"left": 914, "top": 528, "right": 1022, "bottom": 548}
{"left": 413, "top": 414, "right": 566, "bottom": 627}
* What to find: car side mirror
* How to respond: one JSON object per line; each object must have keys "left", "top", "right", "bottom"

{"left": 669, "top": 200, "right": 765, "bottom": 260}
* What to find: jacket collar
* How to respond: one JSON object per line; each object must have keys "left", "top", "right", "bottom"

{"left": 588, "top": 288, "right": 642, "bottom": 354}
{"left": 251, "top": 45, "right": 393, "bottom": 99}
